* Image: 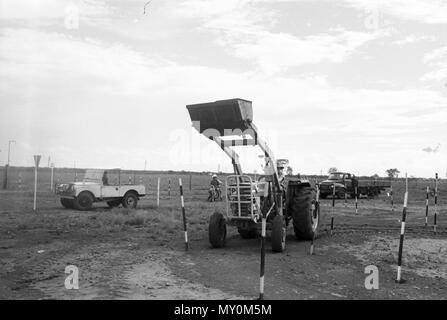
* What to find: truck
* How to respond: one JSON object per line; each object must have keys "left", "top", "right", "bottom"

{"left": 186, "top": 98, "right": 320, "bottom": 252}
{"left": 318, "top": 172, "right": 391, "bottom": 199}
{"left": 55, "top": 169, "right": 146, "bottom": 211}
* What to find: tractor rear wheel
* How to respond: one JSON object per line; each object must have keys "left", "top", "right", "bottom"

{"left": 291, "top": 187, "right": 319, "bottom": 240}
{"left": 74, "top": 192, "right": 94, "bottom": 211}
{"left": 60, "top": 198, "right": 74, "bottom": 209}
{"left": 271, "top": 214, "right": 286, "bottom": 252}
{"left": 209, "top": 211, "right": 226, "bottom": 248}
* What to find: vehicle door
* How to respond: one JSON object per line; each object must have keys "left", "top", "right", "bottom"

{"left": 101, "top": 171, "right": 120, "bottom": 198}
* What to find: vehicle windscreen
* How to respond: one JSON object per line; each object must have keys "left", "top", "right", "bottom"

{"left": 328, "top": 173, "right": 343, "bottom": 180}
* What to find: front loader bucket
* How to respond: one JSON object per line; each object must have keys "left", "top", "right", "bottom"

{"left": 186, "top": 98, "right": 253, "bottom": 136}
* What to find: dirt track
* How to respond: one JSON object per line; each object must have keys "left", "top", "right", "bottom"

{"left": 1, "top": 189, "right": 446, "bottom": 300}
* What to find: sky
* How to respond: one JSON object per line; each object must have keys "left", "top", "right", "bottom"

{"left": 0, "top": 0, "right": 446, "bottom": 178}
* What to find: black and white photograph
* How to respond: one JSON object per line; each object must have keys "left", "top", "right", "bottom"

{"left": 0, "top": 0, "right": 446, "bottom": 305}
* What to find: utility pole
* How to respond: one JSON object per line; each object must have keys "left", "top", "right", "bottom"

{"left": 50, "top": 162, "right": 55, "bottom": 192}
{"left": 7, "top": 140, "right": 15, "bottom": 166}
{"left": 33, "top": 155, "right": 41, "bottom": 211}
{"left": 3, "top": 140, "right": 16, "bottom": 189}
{"left": 0, "top": 149, "right": 2, "bottom": 189}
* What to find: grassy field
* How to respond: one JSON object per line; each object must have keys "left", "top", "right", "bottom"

{"left": 1, "top": 166, "right": 446, "bottom": 299}
{"left": 0, "top": 166, "right": 444, "bottom": 206}
{"left": 0, "top": 166, "right": 444, "bottom": 238}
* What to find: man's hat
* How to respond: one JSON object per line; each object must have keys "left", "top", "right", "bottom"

{"left": 276, "top": 159, "right": 289, "bottom": 169}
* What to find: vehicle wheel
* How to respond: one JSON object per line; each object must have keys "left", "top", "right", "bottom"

{"left": 107, "top": 200, "right": 121, "bottom": 208}
{"left": 290, "top": 187, "right": 319, "bottom": 240}
{"left": 60, "top": 198, "right": 74, "bottom": 209}
{"left": 271, "top": 214, "right": 286, "bottom": 252}
{"left": 209, "top": 211, "right": 226, "bottom": 248}
{"left": 122, "top": 192, "right": 138, "bottom": 209}
{"left": 338, "top": 190, "right": 346, "bottom": 199}
{"left": 320, "top": 193, "right": 327, "bottom": 199}
{"left": 74, "top": 192, "right": 94, "bottom": 211}
{"left": 238, "top": 225, "right": 259, "bottom": 239}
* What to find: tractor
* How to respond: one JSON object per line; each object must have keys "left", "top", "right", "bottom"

{"left": 186, "top": 98, "right": 321, "bottom": 252}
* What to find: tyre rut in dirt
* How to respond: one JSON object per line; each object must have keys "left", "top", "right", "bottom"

{"left": 74, "top": 192, "right": 94, "bottom": 211}
{"left": 122, "top": 192, "right": 138, "bottom": 209}
{"left": 209, "top": 211, "right": 226, "bottom": 248}
{"left": 60, "top": 198, "right": 74, "bottom": 209}
{"left": 291, "top": 187, "right": 319, "bottom": 240}
{"left": 271, "top": 214, "right": 286, "bottom": 252}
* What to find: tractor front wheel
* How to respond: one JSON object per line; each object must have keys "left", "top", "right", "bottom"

{"left": 209, "top": 211, "right": 226, "bottom": 248}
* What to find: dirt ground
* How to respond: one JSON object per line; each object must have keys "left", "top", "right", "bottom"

{"left": 0, "top": 183, "right": 446, "bottom": 300}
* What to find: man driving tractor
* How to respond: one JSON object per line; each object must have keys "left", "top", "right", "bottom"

{"left": 263, "top": 159, "right": 288, "bottom": 182}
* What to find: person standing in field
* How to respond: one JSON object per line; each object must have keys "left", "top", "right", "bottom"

{"left": 210, "top": 174, "right": 223, "bottom": 200}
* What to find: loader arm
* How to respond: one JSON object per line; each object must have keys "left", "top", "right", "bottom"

{"left": 212, "top": 136, "right": 242, "bottom": 175}
{"left": 186, "top": 99, "right": 281, "bottom": 191}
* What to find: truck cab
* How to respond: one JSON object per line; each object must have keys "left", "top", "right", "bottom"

{"left": 318, "top": 172, "right": 389, "bottom": 199}
{"left": 318, "top": 172, "right": 357, "bottom": 199}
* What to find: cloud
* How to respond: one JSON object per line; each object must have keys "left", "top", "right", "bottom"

{"left": 173, "top": 0, "right": 382, "bottom": 74}
{"left": 0, "top": 0, "right": 112, "bottom": 26}
{"left": 393, "top": 34, "right": 437, "bottom": 46}
{"left": 423, "top": 46, "right": 447, "bottom": 64}
{"left": 0, "top": 0, "right": 67, "bottom": 20}
{"left": 421, "top": 46, "right": 447, "bottom": 82}
{"left": 1, "top": 27, "right": 446, "bottom": 135}
{"left": 1, "top": 0, "right": 446, "bottom": 176}
{"left": 231, "top": 30, "right": 382, "bottom": 74}
{"left": 422, "top": 143, "right": 441, "bottom": 153}
{"left": 342, "top": 0, "right": 447, "bottom": 24}
{"left": 0, "top": 27, "right": 178, "bottom": 97}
